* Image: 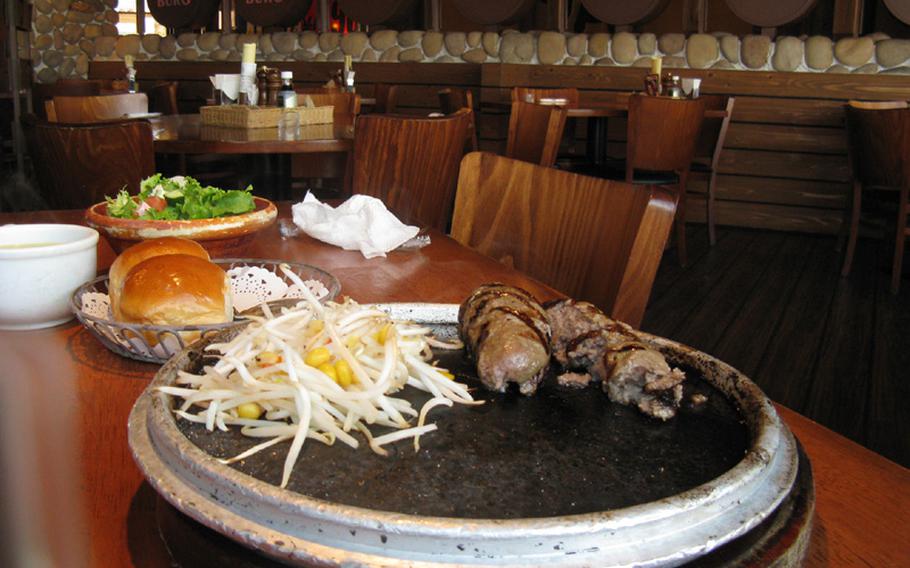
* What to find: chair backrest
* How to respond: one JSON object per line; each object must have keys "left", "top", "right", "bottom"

{"left": 352, "top": 109, "right": 472, "bottom": 232}
{"left": 51, "top": 93, "right": 149, "bottom": 123}
{"left": 22, "top": 116, "right": 156, "bottom": 209}
{"left": 451, "top": 152, "right": 676, "bottom": 328}
{"left": 32, "top": 79, "right": 103, "bottom": 119}
{"left": 438, "top": 88, "right": 475, "bottom": 115}
{"left": 505, "top": 101, "right": 567, "bottom": 167}
{"left": 373, "top": 83, "right": 400, "bottom": 114}
{"left": 146, "top": 81, "right": 179, "bottom": 115}
{"left": 511, "top": 87, "right": 580, "bottom": 108}
{"left": 692, "top": 95, "right": 735, "bottom": 169}
{"left": 845, "top": 101, "right": 910, "bottom": 188}
{"left": 626, "top": 94, "right": 706, "bottom": 179}
{"left": 298, "top": 92, "right": 361, "bottom": 121}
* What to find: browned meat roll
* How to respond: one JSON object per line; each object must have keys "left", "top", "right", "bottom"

{"left": 545, "top": 299, "right": 685, "bottom": 420}
{"left": 458, "top": 283, "right": 551, "bottom": 395}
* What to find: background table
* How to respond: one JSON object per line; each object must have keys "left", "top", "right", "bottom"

{"left": 0, "top": 204, "right": 907, "bottom": 567}
{"left": 151, "top": 115, "right": 354, "bottom": 199}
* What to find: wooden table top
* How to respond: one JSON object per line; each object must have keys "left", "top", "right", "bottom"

{"left": 483, "top": 99, "right": 727, "bottom": 119}
{"left": 1, "top": 204, "right": 907, "bottom": 567}
{"left": 151, "top": 114, "right": 355, "bottom": 155}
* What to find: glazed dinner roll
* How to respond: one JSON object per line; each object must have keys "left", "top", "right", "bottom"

{"left": 108, "top": 237, "right": 210, "bottom": 315}
{"left": 117, "top": 254, "right": 233, "bottom": 328}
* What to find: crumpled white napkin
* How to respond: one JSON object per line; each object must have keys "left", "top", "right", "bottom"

{"left": 292, "top": 192, "right": 419, "bottom": 259}
{"left": 210, "top": 74, "right": 240, "bottom": 101}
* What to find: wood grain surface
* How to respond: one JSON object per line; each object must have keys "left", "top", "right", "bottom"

{"left": 452, "top": 152, "right": 676, "bottom": 327}
{"left": 505, "top": 101, "right": 567, "bottom": 167}
{"left": 51, "top": 93, "right": 149, "bottom": 123}
{"left": 351, "top": 109, "right": 472, "bottom": 231}
{"left": 0, "top": 205, "right": 907, "bottom": 567}
{"left": 22, "top": 117, "right": 155, "bottom": 209}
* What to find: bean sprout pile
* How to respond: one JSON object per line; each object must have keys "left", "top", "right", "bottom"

{"left": 159, "top": 265, "right": 477, "bottom": 488}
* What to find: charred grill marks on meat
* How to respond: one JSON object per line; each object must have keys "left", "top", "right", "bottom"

{"left": 458, "top": 284, "right": 551, "bottom": 395}
{"left": 545, "top": 298, "right": 686, "bottom": 420}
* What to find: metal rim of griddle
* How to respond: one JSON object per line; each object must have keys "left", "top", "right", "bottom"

{"left": 128, "top": 303, "right": 799, "bottom": 567}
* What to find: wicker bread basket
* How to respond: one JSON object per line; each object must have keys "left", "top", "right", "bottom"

{"left": 200, "top": 105, "right": 334, "bottom": 128}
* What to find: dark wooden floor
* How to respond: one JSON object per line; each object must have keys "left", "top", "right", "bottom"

{"left": 642, "top": 224, "right": 909, "bottom": 468}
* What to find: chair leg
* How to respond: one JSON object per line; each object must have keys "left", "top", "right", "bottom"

{"left": 676, "top": 171, "right": 689, "bottom": 267}
{"left": 892, "top": 186, "right": 908, "bottom": 294}
{"left": 707, "top": 169, "right": 717, "bottom": 246}
{"left": 841, "top": 180, "right": 862, "bottom": 277}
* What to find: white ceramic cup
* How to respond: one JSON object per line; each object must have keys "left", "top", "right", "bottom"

{"left": 0, "top": 224, "right": 99, "bottom": 330}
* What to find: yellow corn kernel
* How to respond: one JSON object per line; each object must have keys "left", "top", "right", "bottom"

{"left": 236, "top": 402, "right": 262, "bottom": 419}
{"left": 318, "top": 362, "right": 338, "bottom": 382}
{"left": 438, "top": 370, "right": 454, "bottom": 381}
{"left": 345, "top": 334, "right": 361, "bottom": 351}
{"left": 256, "top": 351, "right": 281, "bottom": 366}
{"left": 304, "top": 346, "right": 332, "bottom": 367}
{"left": 374, "top": 322, "right": 392, "bottom": 345}
{"left": 307, "top": 320, "right": 325, "bottom": 335}
{"left": 335, "top": 359, "right": 353, "bottom": 387}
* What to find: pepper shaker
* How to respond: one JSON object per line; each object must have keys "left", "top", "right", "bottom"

{"left": 266, "top": 68, "right": 282, "bottom": 106}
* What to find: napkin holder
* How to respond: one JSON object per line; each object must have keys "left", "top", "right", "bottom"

{"left": 200, "top": 105, "right": 334, "bottom": 129}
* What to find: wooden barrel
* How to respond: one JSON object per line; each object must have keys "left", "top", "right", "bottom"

{"left": 147, "top": 0, "right": 219, "bottom": 29}
{"left": 724, "top": 0, "right": 818, "bottom": 27}
{"left": 883, "top": 0, "right": 910, "bottom": 25}
{"left": 236, "top": 0, "right": 310, "bottom": 28}
{"left": 336, "top": 0, "right": 418, "bottom": 25}
{"left": 451, "top": 0, "right": 534, "bottom": 25}
{"left": 580, "top": 0, "right": 670, "bottom": 25}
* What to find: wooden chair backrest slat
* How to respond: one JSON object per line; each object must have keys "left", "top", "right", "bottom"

{"left": 511, "top": 87, "right": 580, "bottom": 108}
{"left": 693, "top": 95, "right": 735, "bottom": 169}
{"left": 438, "top": 88, "right": 475, "bottom": 115}
{"left": 147, "top": 81, "right": 179, "bottom": 115}
{"left": 506, "top": 101, "right": 567, "bottom": 168}
{"left": 373, "top": 83, "right": 400, "bottom": 114}
{"left": 626, "top": 94, "right": 706, "bottom": 178}
{"left": 51, "top": 93, "right": 149, "bottom": 123}
{"left": 451, "top": 152, "right": 676, "bottom": 328}
{"left": 22, "top": 116, "right": 156, "bottom": 209}
{"left": 845, "top": 102, "right": 910, "bottom": 188}
{"left": 352, "top": 109, "right": 472, "bottom": 232}
{"left": 32, "top": 79, "right": 103, "bottom": 120}
{"left": 298, "top": 92, "right": 361, "bottom": 120}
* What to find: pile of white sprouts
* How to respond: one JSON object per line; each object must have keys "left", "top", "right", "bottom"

{"left": 158, "top": 265, "right": 477, "bottom": 488}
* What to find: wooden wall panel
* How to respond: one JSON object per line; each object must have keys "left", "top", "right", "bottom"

{"left": 87, "top": 60, "right": 910, "bottom": 235}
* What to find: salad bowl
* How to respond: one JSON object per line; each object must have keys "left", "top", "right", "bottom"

{"left": 86, "top": 196, "right": 278, "bottom": 257}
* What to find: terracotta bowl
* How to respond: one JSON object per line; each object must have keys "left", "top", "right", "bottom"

{"left": 85, "top": 197, "right": 278, "bottom": 257}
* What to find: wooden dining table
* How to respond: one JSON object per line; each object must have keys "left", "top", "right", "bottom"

{"left": 1, "top": 203, "right": 907, "bottom": 568}
{"left": 150, "top": 114, "right": 355, "bottom": 200}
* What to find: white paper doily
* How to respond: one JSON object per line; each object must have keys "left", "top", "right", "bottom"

{"left": 82, "top": 267, "right": 329, "bottom": 321}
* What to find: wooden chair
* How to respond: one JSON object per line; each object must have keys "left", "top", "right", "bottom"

{"left": 372, "top": 83, "right": 400, "bottom": 114}
{"left": 505, "top": 101, "right": 568, "bottom": 168}
{"left": 290, "top": 92, "right": 362, "bottom": 194}
{"left": 146, "top": 81, "right": 179, "bottom": 115}
{"left": 351, "top": 109, "right": 473, "bottom": 232}
{"left": 51, "top": 93, "right": 149, "bottom": 123}
{"left": 31, "top": 79, "right": 103, "bottom": 120}
{"left": 22, "top": 116, "right": 155, "bottom": 209}
{"left": 451, "top": 152, "right": 676, "bottom": 328}
{"left": 688, "top": 95, "right": 735, "bottom": 246}
{"left": 842, "top": 100, "right": 910, "bottom": 294}
{"left": 438, "top": 87, "right": 478, "bottom": 151}
{"left": 622, "top": 94, "right": 707, "bottom": 267}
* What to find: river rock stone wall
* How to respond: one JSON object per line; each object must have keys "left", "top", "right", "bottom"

{"left": 32, "top": 8, "right": 910, "bottom": 83}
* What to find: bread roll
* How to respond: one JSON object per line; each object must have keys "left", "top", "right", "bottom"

{"left": 109, "top": 237, "right": 209, "bottom": 316}
{"left": 117, "top": 254, "right": 232, "bottom": 329}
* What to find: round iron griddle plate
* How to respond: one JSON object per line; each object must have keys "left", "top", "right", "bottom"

{"left": 129, "top": 304, "right": 799, "bottom": 567}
